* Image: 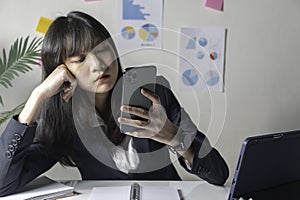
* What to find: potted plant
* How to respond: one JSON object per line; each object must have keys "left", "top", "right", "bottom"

{"left": 0, "top": 36, "right": 42, "bottom": 126}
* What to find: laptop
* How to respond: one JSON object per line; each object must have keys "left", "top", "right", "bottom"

{"left": 228, "top": 130, "right": 300, "bottom": 200}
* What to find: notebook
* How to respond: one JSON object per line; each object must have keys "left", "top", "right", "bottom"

{"left": 228, "top": 130, "right": 300, "bottom": 200}
{"left": 88, "top": 183, "right": 181, "bottom": 200}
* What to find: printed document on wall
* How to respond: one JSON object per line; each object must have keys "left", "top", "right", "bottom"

{"left": 117, "top": 0, "right": 163, "bottom": 50}
{"left": 179, "top": 27, "right": 226, "bottom": 92}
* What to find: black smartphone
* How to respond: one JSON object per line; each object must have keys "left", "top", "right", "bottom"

{"left": 120, "top": 65, "right": 157, "bottom": 133}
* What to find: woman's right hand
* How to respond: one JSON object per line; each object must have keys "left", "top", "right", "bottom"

{"left": 18, "top": 65, "right": 77, "bottom": 125}
{"left": 37, "top": 64, "right": 77, "bottom": 103}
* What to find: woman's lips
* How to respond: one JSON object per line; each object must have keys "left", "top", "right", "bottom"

{"left": 95, "top": 74, "right": 110, "bottom": 83}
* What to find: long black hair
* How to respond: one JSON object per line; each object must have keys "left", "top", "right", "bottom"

{"left": 36, "top": 11, "right": 123, "bottom": 166}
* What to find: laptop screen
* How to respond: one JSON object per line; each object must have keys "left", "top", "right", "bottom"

{"left": 228, "top": 130, "right": 300, "bottom": 200}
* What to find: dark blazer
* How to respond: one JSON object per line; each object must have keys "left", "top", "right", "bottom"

{"left": 0, "top": 76, "right": 229, "bottom": 196}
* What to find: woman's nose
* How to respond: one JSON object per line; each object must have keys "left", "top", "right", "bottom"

{"left": 87, "top": 53, "right": 107, "bottom": 72}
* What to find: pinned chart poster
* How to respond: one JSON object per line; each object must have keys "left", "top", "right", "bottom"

{"left": 117, "top": 0, "right": 163, "bottom": 50}
{"left": 179, "top": 27, "right": 226, "bottom": 92}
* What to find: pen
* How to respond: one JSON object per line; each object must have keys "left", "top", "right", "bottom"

{"left": 130, "top": 182, "right": 140, "bottom": 200}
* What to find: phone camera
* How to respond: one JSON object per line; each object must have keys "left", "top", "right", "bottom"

{"left": 125, "top": 70, "right": 138, "bottom": 84}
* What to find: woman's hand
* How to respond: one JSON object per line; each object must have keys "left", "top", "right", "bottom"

{"left": 118, "top": 88, "right": 178, "bottom": 146}
{"left": 118, "top": 88, "right": 195, "bottom": 165}
{"left": 37, "top": 64, "right": 77, "bottom": 103}
{"left": 18, "top": 65, "right": 77, "bottom": 125}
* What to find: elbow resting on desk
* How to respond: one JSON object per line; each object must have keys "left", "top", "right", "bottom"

{"left": 198, "top": 148, "right": 229, "bottom": 186}
{"left": 184, "top": 145, "right": 229, "bottom": 186}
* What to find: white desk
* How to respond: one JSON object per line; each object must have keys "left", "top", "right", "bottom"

{"left": 64, "top": 180, "right": 229, "bottom": 200}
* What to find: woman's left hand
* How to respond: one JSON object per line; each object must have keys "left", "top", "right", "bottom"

{"left": 118, "top": 88, "right": 178, "bottom": 145}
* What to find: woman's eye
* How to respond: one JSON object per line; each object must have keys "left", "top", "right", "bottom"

{"left": 74, "top": 56, "right": 86, "bottom": 63}
{"left": 78, "top": 56, "right": 86, "bottom": 63}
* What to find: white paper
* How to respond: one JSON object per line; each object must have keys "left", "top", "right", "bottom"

{"left": 117, "top": 0, "right": 163, "bottom": 50}
{"left": 142, "top": 186, "right": 180, "bottom": 200}
{"left": 89, "top": 186, "right": 130, "bottom": 199}
{"left": 89, "top": 185, "right": 180, "bottom": 200}
{"left": 0, "top": 176, "right": 74, "bottom": 200}
{"left": 179, "top": 27, "right": 226, "bottom": 92}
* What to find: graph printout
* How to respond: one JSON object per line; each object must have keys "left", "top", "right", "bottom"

{"left": 179, "top": 27, "right": 226, "bottom": 92}
{"left": 118, "top": 0, "right": 163, "bottom": 50}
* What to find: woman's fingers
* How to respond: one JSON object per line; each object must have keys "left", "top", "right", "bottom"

{"left": 141, "top": 88, "right": 160, "bottom": 104}
{"left": 124, "top": 129, "right": 152, "bottom": 138}
{"left": 47, "top": 64, "right": 77, "bottom": 102}
{"left": 118, "top": 106, "right": 151, "bottom": 132}
{"left": 62, "top": 70, "right": 77, "bottom": 102}
{"left": 118, "top": 117, "right": 150, "bottom": 129}
{"left": 118, "top": 89, "right": 168, "bottom": 139}
{"left": 62, "top": 81, "right": 77, "bottom": 102}
{"left": 120, "top": 105, "right": 150, "bottom": 120}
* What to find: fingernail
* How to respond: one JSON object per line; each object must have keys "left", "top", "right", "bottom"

{"left": 121, "top": 105, "right": 127, "bottom": 111}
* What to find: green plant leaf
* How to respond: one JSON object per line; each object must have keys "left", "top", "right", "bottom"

{"left": 0, "top": 49, "right": 7, "bottom": 72}
{"left": 0, "top": 96, "right": 3, "bottom": 107}
{"left": 0, "top": 36, "right": 42, "bottom": 92}
{"left": 0, "top": 102, "right": 25, "bottom": 125}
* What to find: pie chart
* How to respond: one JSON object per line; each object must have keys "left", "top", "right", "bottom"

{"left": 182, "top": 69, "right": 199, "bottom": 86}
{"left": 139, "top": 24, "right": 159, "bottom": 41}
{"left": 197, "top": 51, "right": 205, "bottom": 60}
{"left": 198, "top": 37, "right": 208, "bottom": 47}
{"left": 210, "top": 52, "right": 218, "bottom": 60}
{"left": 121, "top": 26, "right": 136, "bottom": 40}
{"left": 205, "top": 70, "right": 219, "bottom": 86}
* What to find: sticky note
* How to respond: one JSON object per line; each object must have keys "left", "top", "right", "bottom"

{"left": 205, "top": 0, "right": 223, "bottom": 11}
{"left": 36, "top": 16, "right": 53, "bottom": 34}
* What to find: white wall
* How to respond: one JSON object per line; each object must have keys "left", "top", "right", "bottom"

{"left": 1, "top": 0, "right": 300, "bottom": 184}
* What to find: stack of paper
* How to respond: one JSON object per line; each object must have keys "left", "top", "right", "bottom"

{"left": 0, "top": 176, "right": 74, "bottom": 200}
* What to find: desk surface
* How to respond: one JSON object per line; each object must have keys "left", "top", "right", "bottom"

{"left": 64, "top": 180, "right": 229, "bottom": 200}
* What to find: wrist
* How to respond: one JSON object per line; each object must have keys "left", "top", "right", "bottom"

{"left": 32, "top": 86, "right": 49, "bottom": 103}
{"left": 162, "top": 121, "right": 179, "bottom": 146}
{"left": 169, "top": 132, "right": 187, "bottom": 152}
{"left": 18, "top": 87, "right": 46, "bottom": 125}
{"left": 168, "top": 129, "right": 194, "bottom": 152}
{"left": 168, "top": 141, "right": 194, "bottom": 170}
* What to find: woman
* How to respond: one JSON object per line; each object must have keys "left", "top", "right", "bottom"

{"left": 0, "top": 11, "right": 229, "bottom": 196}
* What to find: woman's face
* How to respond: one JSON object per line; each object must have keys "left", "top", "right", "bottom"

{"left": 65, "top": 41, "right": 119, "bottom": 94}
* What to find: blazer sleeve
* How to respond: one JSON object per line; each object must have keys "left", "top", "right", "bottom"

{"left": 156, "top": 76, "right": 229, "bottom": 185}
{"left": 0, "top": 116, "right": 58, "bottom": 197}
{"left": 177, "top": 109, "right": 229, "bottom": 185}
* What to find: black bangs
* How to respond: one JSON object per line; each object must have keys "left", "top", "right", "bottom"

{"left": 65, "top": 17, "right": 99, "bottom": 58}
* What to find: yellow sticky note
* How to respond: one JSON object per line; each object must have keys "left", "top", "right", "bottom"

{"left": 36, "top": 16, "right": 53, "bottom": 34}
